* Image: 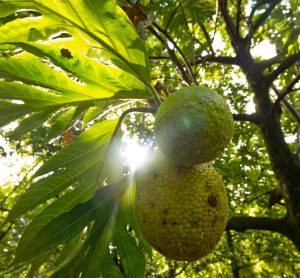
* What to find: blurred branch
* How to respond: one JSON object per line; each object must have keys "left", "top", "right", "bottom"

{"left": 0, "top": 207, "right": 10, "bottom": 212}
{"left": 165, "top": 0, "right": 186, "bottom": 30}
{"left": 226, "top": 216, "right": 286, "bottom": 233}
{"left": 179, "top": 6, "right": 198, "bottom": 84}
{"left": 248, "top": 0, "right": 273, "bottom": 25}
{"left": 233, "top": 113, "right": 259, "bottom": 124}
{"left": 227, "top": 216, "right": 300, "bottom": 252}
{"left": 271, "top": 85, "right": 300, "bottom": 125}
{"left": 199, "top": 21, "right": 215, "bottom": 56}
{"left": 149, "top": 56, "right": 170, "bottom": 60}
{"left": 124, "top": 0, "right": 194, "bottom": 84}
{"left": 260, "top": 54, "right": 282, "bottom": 69}
{"left": 151, "top": 21, "right": 195, "bottom": 85}
{"left": 226, "top": 230, "right": 240, "bottom": 278}
{"left": 149, "top": 26, "right": 190, "bottom": 84}
{"left": 248, "top": 0, "right": 281, "bottom": 39}
{"left": 236, "top": 0, "right": 242, "bottom": 40}
{"left": 174, "top": 262, "right": 190, "bottom": 277}
{"left": 218, "top": 0, "right": 240, "bottom": 51}
{"left": 272, "top": 72, "right": 300, "bottom": 115}
{"left": 192, "top": 55, "right": 239, "bottom": 66}
{"left": 268, "top": 52, "right": 300, "bottom": 82}
{"left": 0, "top": 223, "right": 12, "bottom": 242}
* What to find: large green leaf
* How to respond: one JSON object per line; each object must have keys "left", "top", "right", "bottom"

{"left": 114, "top": 213, "right": 146, "bottom": 278}
{"left": 6, "top": 118, "right": 118, "bottom": 222}
{"left": 15, "top": 178, "right": 96, "bottom": 266}
{"left": 0, "top": 15, "right": 65, "bottom": 44}
{"left": 13, "top": 178, "right": 127, "bottom": 264}
{"left": 50, "top": 200, "right": 124, "bottom": 278}
{"left": 81, "top": 211, "right": 124, "bottom": 278}
{"left": 3, "top": 42, "right": 149, "bottom": 99}
{"left": 0, "top": 2, "right": 19, "bottom": 17}
{"left": 0, "top": 55, "right": 116, "bottom": 99}
{"left": 118, "top": 182, "right": 152, "bottom": 258}
{"left": 0, "top": 81, "right": 83, "bottom": 107}
{"left": 111, "top": 184, "right": 147, "bottom": 278}
{"left": 0, "top": 0, "right": 150, "bottom": 81}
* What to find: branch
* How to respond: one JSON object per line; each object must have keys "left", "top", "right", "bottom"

{"left": 273, "top": 72, "right": 300, "bottom": 112}
{"left": 179, "top": 6, "right": 198, "bottom": 84}
{"left": 199, "top": 21, "right": 215, "bottom": 55}
{"left": 218, "top": 0, "right": 240, "bottom": 51}
{"left": 271, "top": 84, "right": 300, "bottom": 125}
{"left": 245, "top": 0, "right": 281, "bottom": 50}
{"left": 152, "top": 22, "right": 195, "bottom": 84}
{"left": 249, "top": 0, "right": 281, "bottom": 36}
{"left": 149, "top": 56, "right": 170, "bottom": 60}
{"left": 268, "top": 52, "right": 300, "bottom": 82}
{"left": 260, "top": 54, "right": 282, "bottom": 69}
{"left": 192, "top": 55, "right": 239, "bottom": 66}
{"left": 233, "top": 113, "right": 259, "bottom": 124}
{"left": 148, "top": 26, "right": 190, "bottom": 84}
{"left": 227, "top": 216, "right": 300, "bottom": 251}
{"left": 226, "top": 216, "right": 286, "bottom": 234}
{"left": 126, "top": 0, "right": 194, "bottom": 83}
{"left": 0, "top": 223, "right": 12, "bottom": 242}
{"left": 236, "top": 0, "right": 242, "bottom": 39}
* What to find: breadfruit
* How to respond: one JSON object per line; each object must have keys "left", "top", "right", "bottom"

{"left": 154, "top": 86, "right": 234, "bottom": 165}
{"left": 135, "top": 151, "right": 228, "bottom": 261}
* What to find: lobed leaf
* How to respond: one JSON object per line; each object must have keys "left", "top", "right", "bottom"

{"left": 5, "top": 42, "right": 150, "bottom": 99}
{"left": 13, "top": 178, "right": 128, "bottom": 264}
{"left": 15, "top": 178, "right": 97, "bottom": 265}
{"left": 6, "top": 118, "right": 118, "bottom": 222}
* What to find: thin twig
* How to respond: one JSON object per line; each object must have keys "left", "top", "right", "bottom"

{"left": 152, "top": 22, "right": 194, "bottom": 84}
{"left": 249, "top": 0, "right": 281, "bottom": 36}
{"left": 271, "top": 85, "right": 300, "bottom": 125}
{"left": 218, "top": 0, "right": 240, "bottom": 51}
{"left": 165, "top": 0, "right": 187, "bottom": 30}
{"left": 236, "top": 0, "right": 242, "bottom": 39}
{"left": 268, "top": 52, "right": 300, "bottom": 82}
{"left": 192, "top": 55, "right": 239, "bottom": 66}
{"left": 272, "top": 72, "right": 300, "bottom": 114}
{"left": 148, "top": 26, "right": 190, "bottom": 84}
{"left": 233, "top": 113, "right": 259, "bottom": 124}
{"left": 179, "top": 5, "right": 198, "bottom": 85}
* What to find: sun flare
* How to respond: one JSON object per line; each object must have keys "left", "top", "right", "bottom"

{"left": 121, "top": 139, "right": 150, "bottom": 171}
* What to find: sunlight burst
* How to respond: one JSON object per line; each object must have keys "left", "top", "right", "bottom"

{"left": 121, "top": 139, "right": 150, "bottom": 171}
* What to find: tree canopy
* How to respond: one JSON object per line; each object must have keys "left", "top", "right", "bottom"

{"left": 0, "top": 0, "right": 299, "bottom": 277}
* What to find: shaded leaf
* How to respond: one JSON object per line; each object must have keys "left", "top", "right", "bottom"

{"left": 113, "top": 186, "right": 146, "bottom": 278}
{"left": 0, "top": 101, "right": 33, "bottom": 127}
{"left": 12, "top": 109, "right": 57, "bottom": 139}
{"left": 82, "top": 211, "right": 124, "bottom": 278}
{"left": 13, "top": 178, "right": 128, "bottom": 264}
{"left": 6, "top": 118, "right": 118, "bottom": 222}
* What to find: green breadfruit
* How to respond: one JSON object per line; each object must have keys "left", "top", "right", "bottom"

{"left": 135, "top": 151, "right": 228, "bottom": 261}
{"left": 154, "top": 86, "right": 234, "bottom": 165}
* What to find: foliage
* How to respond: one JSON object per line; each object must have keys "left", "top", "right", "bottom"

{"left": 0, "top": 0, "right": 300, "bottom": 277}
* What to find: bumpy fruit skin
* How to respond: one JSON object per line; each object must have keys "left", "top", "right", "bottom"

{"left": 135, "top": 151, "right": 228, "bottom": 261}
{"left": 154, "top": 86, "right": 234, "bottom": 165}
